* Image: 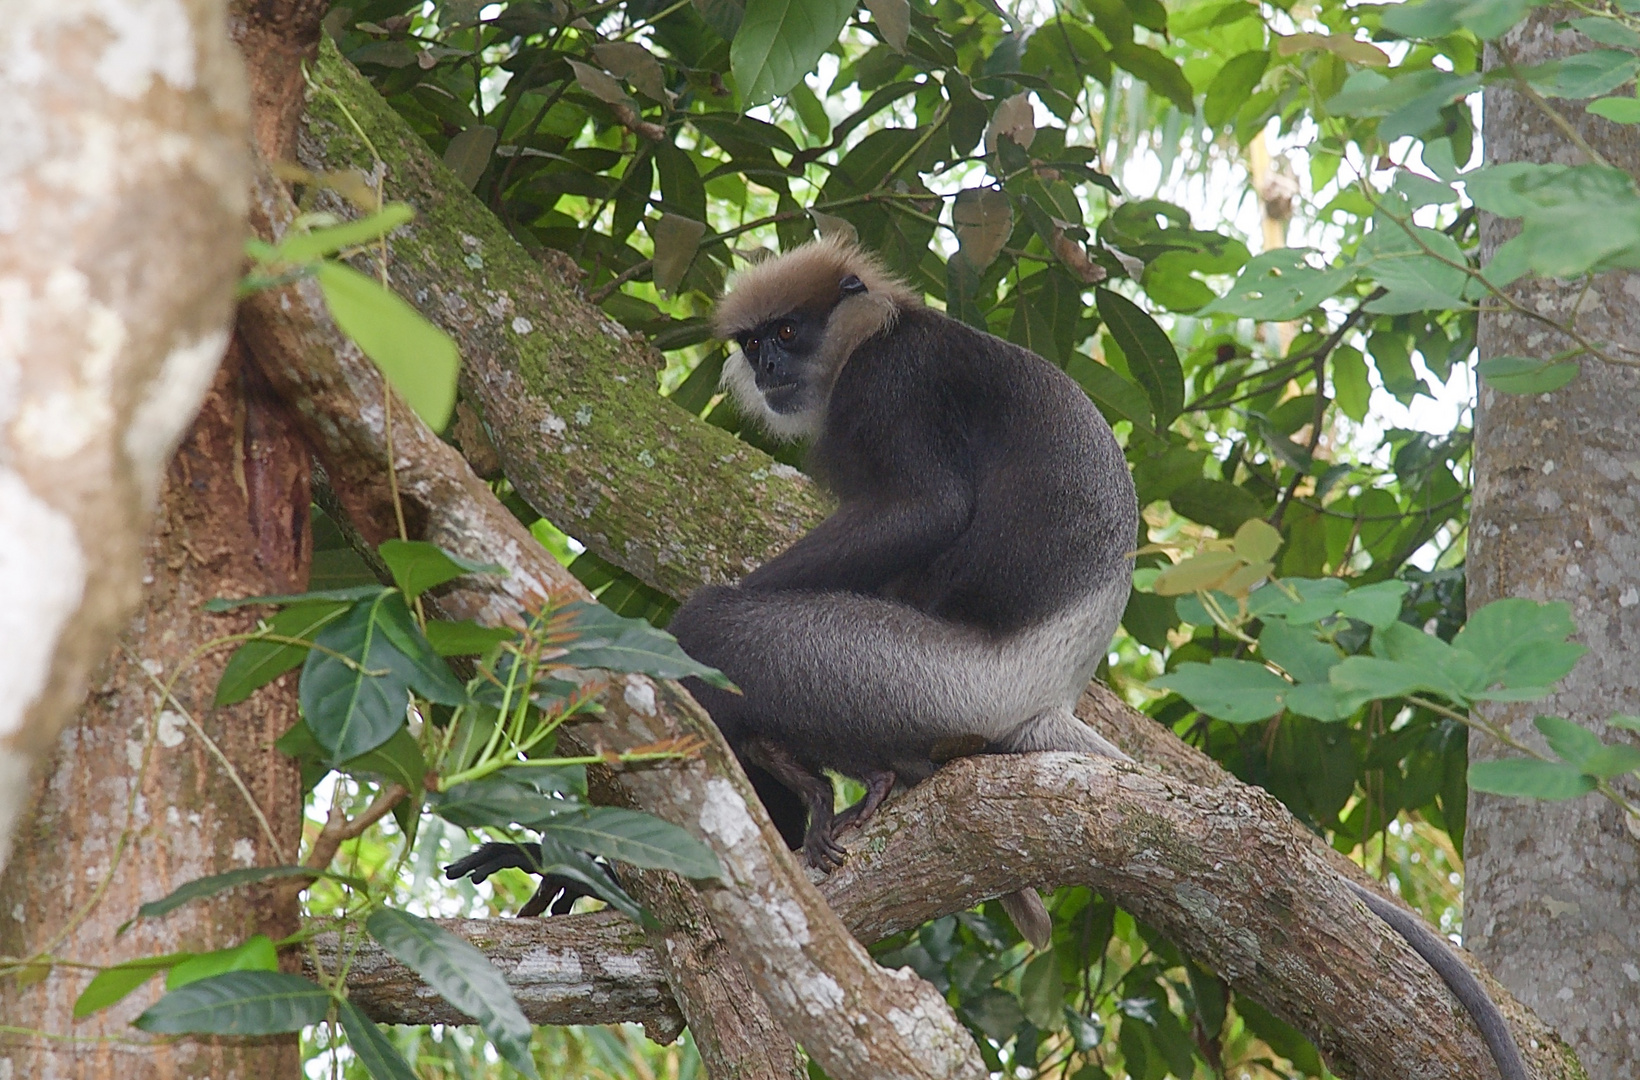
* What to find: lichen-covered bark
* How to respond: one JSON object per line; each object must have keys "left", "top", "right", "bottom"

{"left": 296, "top": 39, "right": 823, "bottom": 599}
{"left": 1472, "top": 18, "right": 1640, "bottom": 1078}
{"left": 0, "top": 351, "right": 309, "bottom": 1079}
{"left": 0, "top": 0, "right": 248, "bottom": 872}
{"left": 332, "top": 751, "right": 1578, "bottom": 1080}
{"left": 239, "top": 164, "right": 983, "bottom": 1080}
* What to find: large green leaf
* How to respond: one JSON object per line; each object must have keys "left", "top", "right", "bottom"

{"left": 1097, "top": 289, "right": 1183, "bottom": 427}
{"left": 301, "top": 593, "right": 464, "bottom": 763}
{"left": 1065, "top": 353, "right": 1157, "bottom": 436}
{"left": 270, "top": 204, "right": 415, "bottom": 264}
{"left": 730, "top": 0, "right": 856, "bottom": 106}
{"left": 1151, "top": 659, "right": 1289, "bottom": 724}
{"left": 365, "top": 909, "right": 539, "bottom": 1079}
{"left": 1476, "top": 355, "right": 1581, "bottom": 394}
{"left": 1468, "top": 758, "right": 1596, "bottom": 800}
{"left": 133, "top": 865, "right": 363, "bottom": 923}
{"left": 73, "top": 954, "right": 188, "bottom": 1018}
{"left": 430, "top": 772, "right": 580, "bottom": 830}
{"left": 1356, "top": 219, "right": 1470, "bottom": 313}
{"left": 215, "top": 600, "right": 350, "bottom": 706}
{"left": 166, "top": 936, "right": 279, "bottom": 990}
{"left": 539, "top": 807, "right": 722, "bottom": 879}
{"left": 555, "top": 601, "right": 733, "bottom": 687}
{"left": 1451, "top": 598, "right": 1585, "bottom": 692}
{"left": 134, "top": 971, "right": 331, "bottom": 1035}
{"left": 1198, "top": 249, "right": 1353, "bottom": 321}
{"left": 1110, "top": 41, "right": 1195, "bottom": 112}
{"left": 315, "top": 261, "right": 459, "bottom": 432}
{"left": 1205, "top": 51, "right": 1269, "bottom": 128}
{"left": 378, "top": 539, "right": 503, "bottom": 601}
{"left": 339, "top": 1000, "right": 420, "bottom": 1080}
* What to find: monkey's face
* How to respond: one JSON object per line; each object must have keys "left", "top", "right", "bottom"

{"left": 734, "top": 311, "right": 824, "bottom": 416}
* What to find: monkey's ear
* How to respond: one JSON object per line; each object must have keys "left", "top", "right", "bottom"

{"left": 840, "top": 274, "right": 867, "bottom": 295}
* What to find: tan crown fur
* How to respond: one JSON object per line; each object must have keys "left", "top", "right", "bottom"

{"left": 715, "top": 237, "right": 922, "bottom": 440}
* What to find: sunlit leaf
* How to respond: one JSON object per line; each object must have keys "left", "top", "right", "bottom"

{"left": 1199, "top": 249, "right": 1353, "bottom": 321}
{"left": 315, "top": 261, "right": 459, "bottom": 432}
{"left": 365, "top": 909, "right": 539, "bottom": 1078}
{"left": 215, "top": 601, "right": 350, "bottom": 706}
{"left": 269, "top": 204, "right": 414, "bottom": 264}
{"left": 1151, "top": 660, "right": 1290, "bottom": 724}
{"left": 74, "top": 954, "right": 187, "bottom": 1018}
{"left": 166, "top": 936, "right": 279, "bottom": 990}
{"left": 378, "top": 539, "right": 504, "bottom": 601}
{"left": 134, "top": 972, "right": 331, "bottom": 1035}
{"left": 953, "top": 188, "right": 1012, "bottom": 271}
{"left": 731, "top": 0, "right": 856, "bottom": 106}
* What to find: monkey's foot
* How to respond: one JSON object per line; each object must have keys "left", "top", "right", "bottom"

{"left": 803, "top": 820, "right": 848, "bottom": 870}
{"left": 834, "top": 769, "right": 896, "bottom": 834}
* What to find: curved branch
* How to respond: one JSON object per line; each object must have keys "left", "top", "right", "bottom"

{"left": 327, "top": 750, "right": 1575, "bottom": 1080}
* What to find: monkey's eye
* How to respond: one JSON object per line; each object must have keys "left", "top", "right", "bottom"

{"left": 776, "top": 322, "right": 797, "bottom": 344}
{"left": 744, "top": 337, "right": 760, "bottom": 357}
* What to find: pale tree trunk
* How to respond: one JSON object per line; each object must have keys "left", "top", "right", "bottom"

{"left": 0, "top": 0, "right": 249, "bottom": 870}
{"left": 1472, "top": 17, "right": 1640, "bottom": 1077}
{"left": 0, "top": 350, "right": 310, "bottom": 1078}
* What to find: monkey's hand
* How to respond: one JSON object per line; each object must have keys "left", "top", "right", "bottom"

{"left": 444, "top": 841, "right": 545, "bottom": 884}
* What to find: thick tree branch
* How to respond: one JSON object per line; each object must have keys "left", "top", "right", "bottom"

{"left": 238, "top": 164, "right": 983, "bottom": 1080}
{"left": 272, "top": 36, "right": 1581, "bottom": 1080}
{"left": 324, "top": 753, "right": 1577, "bottom": 1080}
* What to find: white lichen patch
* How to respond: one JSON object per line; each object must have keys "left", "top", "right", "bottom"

{"left": 0, "top": 473, "right": 85, "bottom": 743}
{"left": 599, "top": 953, "right": 644, "bottom": 978}
{"left": 756, "top": 891, "right": 812, "bottom": 946}
{"left": 622, "top": 675, "right": 656, "bottom": 716}
{"left": 792, "top": 970, "right": 844, "bottom": 1015}
{"left": 511, "top": 316, "right": 533, "bottom": 335}
{"left": 231, "top": 838, "right": 256, "bottom": 865}
{"left": 156, "top": 709, "right": 186, "bottom": 748}
{"left": 514, "top": 946, "right": 589, "bottom": 990}
{"left": 698, "top": 777, "right": 756, "bottom": 849}
{"left": 540, "top": 412, "right": 567, "bottom": 437}
{"left": 125, "top": 329, "right": 228, "bottom": 499}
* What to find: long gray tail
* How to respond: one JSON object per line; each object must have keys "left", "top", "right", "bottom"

{"left": 1347, "top": 880, "right": 1526, "bottom": 1080}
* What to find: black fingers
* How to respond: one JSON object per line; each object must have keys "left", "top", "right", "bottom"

{"left": 444, "top": 842, "right": 544, "bottom": 884}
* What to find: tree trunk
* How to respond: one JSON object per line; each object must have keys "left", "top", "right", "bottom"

{"left": 1471, "top": 18, "right": 1640, "bottom": 1079}
{"left": 0, "top": 350, "right": 309, "bottom": 1079}
{"left": 0, "top": 0, "right": 249, "bottom": 871}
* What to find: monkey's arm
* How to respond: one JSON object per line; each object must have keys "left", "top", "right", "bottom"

{"left": 740, "top": 480, "right": 971, "bottom": 595}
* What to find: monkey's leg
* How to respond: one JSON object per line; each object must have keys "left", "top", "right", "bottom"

{"left": 743, "top": 738, "right": 847, "bottom": 870}
{"left": 833, "top": 769, "right": 896, "bottom": 833}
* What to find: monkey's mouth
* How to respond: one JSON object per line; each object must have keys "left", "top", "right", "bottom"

{"left": 761, "top": 383, "right": 802, "bottom": 412}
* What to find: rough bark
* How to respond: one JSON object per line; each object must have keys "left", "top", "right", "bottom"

{"left": 1472, "top": 17, "right": 1640, "bottom": 1079}
{"left": 325, "top": 751, "right": 1577, "bottom": 1080}
{"left": 227, "top": 0, "right": 329, "bottom": 162}
{"left": 237, "top": 166, "right": 977, "bottom": 1080}
{"left": 0, "top": 0, "right": 249, "bottom": 872}
{"left": 0, "top": 351, "right": 310, "bottom": 1078}
{"left": 298, "top": 39, "right": 823, "bottom": 596}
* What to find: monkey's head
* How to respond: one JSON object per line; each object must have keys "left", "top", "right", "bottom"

{"left": 714, "top": 236, "right": 920, "bottom": 440}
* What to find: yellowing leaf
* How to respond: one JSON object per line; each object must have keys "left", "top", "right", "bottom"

{"left": 953, "top": 188, "right": 1012, "bottom": 271}
{"left": 1276, "top": 32, "right": 1390, "bottom": 67}
{"left": 985, "top": 92, "right": 1036, "bottom": 153}
{"left": 568, "top": 59, "right": 630, "bottom": 105}
{"left": 594, "top": 42, "right": 668, "bottom": 102}
{"left": 1153, "top": 550, "right": 1243, "bottom": 595}
{"left": 649, "top": 213, "right": 706, "bottom": 295}
{"left": 1232, "top": 519, "right": 1283, "bottom": 563}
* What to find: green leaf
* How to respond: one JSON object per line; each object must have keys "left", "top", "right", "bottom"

{"left": 1331, "top": 346, "right": 1371, "bottom": 422}
{"left": 275, "top": 721, "right": 427, "bottom": 801}
{"left": 541, "top": 807, "right": 721, "bottom": 879}
{"left": 1533, "top": 714, "right": 1603, "bottom": 769}
{"left": 426, "top": 619, "right": 516, "bottom": 656}
{"left": 73, "top": 954, "right": 188, "bottom": 1018}
{"left": 378, "top": 540, "right": 503, "bottom": 601}
{"left": 166, "top": 936, "right": 279, "bottom": 990}
{"left": 730, "top": 0, "right": 856, "bottom": 106}
{"left": 1111, "top": 41, "right": 1195, "bottom": 112}
{"left": 1610, "top": 714, "right": 1640, "bottom": 732}
{"left": 1335, "top": 580, "right": 1410, "bottom": 629}
{"left": 649, "top": 213, "right": 708, "bottom": 296}
{"left": 1198, "top": 249, "right": 1353, "bottom": 321}
{"left": 1205, "top": 52, "right": 1269, "bottom": 128}
{"left": 269, "top": 205, "right": 415, "bottom": 264}
{"left": 430, "top": 772, "right": 580, "bottom": 830}
{"left": 1468, "top": 758, "right": 1596, "bottom": 800}
{"left": 1452, "top": 598, "right": 1585, "bottom": 692}
{"left": 443, "top": 125, "right": 499, "bottom": 189}
{"left": 215, "top": 601, "right": 350, "bottom": 706}
{"left": 315, "top": 261, "right": 460, "bottom": 432}
{"left": 555, "top": 601, "right": 733, "bottom": 687}
{"left": 365, "top": 909, "right": 539, "bottom": 1079}
{"left": 1574, "top": 16, "right": 1640, "bottom": 46}
{"left": 1248, "top": 576, "right": 1349, "bottom": 623}
{"left": 953, "top": 188, "right": 1013, "bottom": 272}
{"left": 1580, "top": 742, "right": 1640, "bottom": 779}
{"left": 1476, "top": 355, "right": 1581, "bottom": 394}
{"left": 788, "top": 78, "right": 832, "bottom": 140}
{"left": 1096, "top": 289, "right": 1183, "bottom": 427}
{"left": 1258, "top": 620, "right": 1340, "bottom": 684}
{"left": 1588, "top": 95, "right": 1640, "bottom": 122}
{"left": 1518, "top": 50, "right": 1640, "bottom": 100}
{"left": 1020, "top": 951, "right": 1065, "bottom": 1031}
{"left": 1151, "top": 659, "right": 1290, "bottom": 724}
{"left": 339, "top": 999, "right": 420, "bottom": 1080}
{"left": 302, "top": 593, "right": 465, "bottom": 763}
{"left": 1168, "top": 479, "right": 1264, "bottom": 534}
{"left": 134, "top": 972, "right": 331, "bottom": 1035}
{"left": 1326, "top": 656, "right": 1440, "bottom": 710}
{"left": 1065, "top": 353, "right": 1157, "bottom": 435}
{"left": 133, "top": 865, "right": 361, "bottom": 923}
{"left": 533, "top": 834, "right": 649, "bottom": 924}
{"left": 1356, "top": 219, "right": 1470, "bottom": 313}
